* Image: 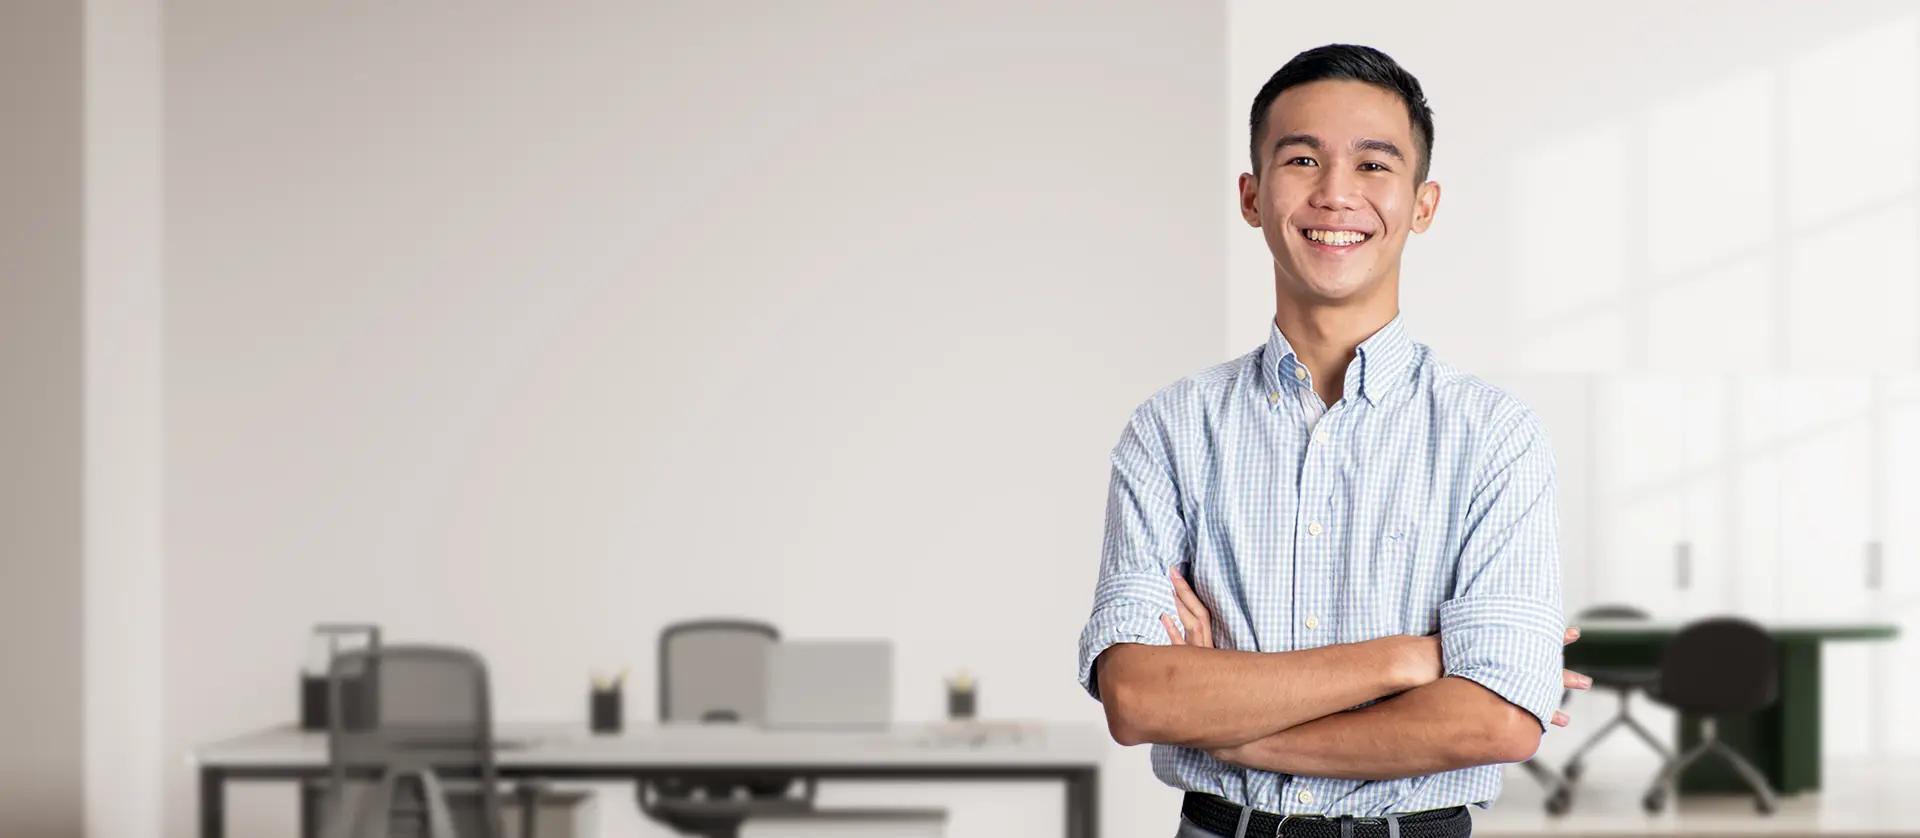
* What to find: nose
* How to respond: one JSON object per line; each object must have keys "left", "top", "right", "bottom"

{"left": 1308, "top": 164, "right": 1362, "bottom": 213}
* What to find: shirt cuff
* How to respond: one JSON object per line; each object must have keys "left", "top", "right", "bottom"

{"left": 1438, "top": 594, "right": 1564, "bottom": 729}
{"left": 1076, "top": 570, "right": 1177, "bottom": 700}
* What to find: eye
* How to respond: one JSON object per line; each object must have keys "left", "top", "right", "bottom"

{"left": 1286, "top": 157, "right": 1318, "bottom": 167}
{"left": 1360, "top": 161, "right": 1390, "bottom": 172}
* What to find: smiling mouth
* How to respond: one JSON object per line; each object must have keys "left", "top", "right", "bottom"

{"left": 1299, "top": 228, "right": 1373, "bottom": 249}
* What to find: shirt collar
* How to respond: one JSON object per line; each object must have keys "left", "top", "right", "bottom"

{"left": 1260, "top": 313, "right": 1416, "bottom": 407}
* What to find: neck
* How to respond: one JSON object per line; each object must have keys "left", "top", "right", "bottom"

{"left": 1272, "top": 285, "right": 1399, "bottom": 408}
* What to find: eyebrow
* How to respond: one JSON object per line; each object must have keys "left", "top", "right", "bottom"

{"left": 1272, "top": 133, "right": 1406, "bottom": 162}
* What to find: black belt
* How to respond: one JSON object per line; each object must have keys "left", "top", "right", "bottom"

{"left": 1181, "top": 792, "right": 1471, "bottom": 838}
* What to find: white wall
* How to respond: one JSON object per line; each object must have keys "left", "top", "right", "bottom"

{"left": 0, "top": 3, "right": 164, "bottom": 836}
{"left": 1228, "top": 0, "right": 1920, "bottom": 762}
{"left": 86, "top": 0, "right": 166, "bottom": 834}
{"left": 163, "top": 3, "right": 1225, "bottom": 837}
{"left": 0, "top": 2, "right": 86, "bottom": 835}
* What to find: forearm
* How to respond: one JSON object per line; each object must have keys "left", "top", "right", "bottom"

{"left": 1095, "top": 638, "right": 1420, "bottom": 750}
{"left": 1212, "top": 676, "right": 1542, "bottom": 780}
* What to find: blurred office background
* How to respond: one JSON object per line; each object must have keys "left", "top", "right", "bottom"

{"left": 4, "top": 1, "right": 1918, "bottom": 837}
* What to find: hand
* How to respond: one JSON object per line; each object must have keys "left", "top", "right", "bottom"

{"left": 1554, "top": 626, "right": 1592, "bottom": 728}
{"left": 1394, "top": 627, "right": 1590, "bottom": 726}
{"left": 1208, "top": 741, "right": 1248, "bottom": 765}
{"left": 1159, "top": 566, "right": 1213, "bottom": 648}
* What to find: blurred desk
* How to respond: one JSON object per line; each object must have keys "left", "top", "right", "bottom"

{"left": 1566, "top": 619, "right": 1898, "bottom": 795}
{"left": 192, "top": 721, "right": 1106, "bottom": 838}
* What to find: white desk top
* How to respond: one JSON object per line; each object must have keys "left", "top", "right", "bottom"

{"left": 194, "top": 720, "right": 1109, "bottom": 771}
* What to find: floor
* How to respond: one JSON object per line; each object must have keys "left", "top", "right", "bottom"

{"left": 1474, "top": 704, "right": 1920, "bottom": 836}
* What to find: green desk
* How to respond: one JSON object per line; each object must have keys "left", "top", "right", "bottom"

{"left": 1563, "top": 619, "right": 1897, "bottom": 795}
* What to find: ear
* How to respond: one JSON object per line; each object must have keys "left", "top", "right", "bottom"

{"left": 1238, "top": 172, "right": 1262, "bottom": 228}
{"left": 1409, "top": 179, "right": 1441, "bottom": 234}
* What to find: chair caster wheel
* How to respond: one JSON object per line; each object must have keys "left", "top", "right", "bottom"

{"left": 1545, "top": 788, "right": 1572, "bottom": 816}
{"left": 1564, "top": 761, "right": 1584, "bottom": 782}
{"left": 1756, "top": 798, "right": 1776, "bottom": 816}
{"left": 1642, "top": 790, "right": 1666, "bottom": 814}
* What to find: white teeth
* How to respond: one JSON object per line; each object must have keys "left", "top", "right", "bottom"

{"left": 1305, "top": 229, "right": 1369, "bottom": 246}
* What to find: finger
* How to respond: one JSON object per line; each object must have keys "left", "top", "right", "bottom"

{"left": 1564, "top": 626, "right": 1580, "bottom": 645}
{"left": 1172, "top": 591, "right": 1203, "bottom": 647}
{"left": 1161, "top": 613, "right": 1185, "bottom": 645}
{"left": 1169, "top": 570, "right": 1199, "bottom": 625}
{"left": 1171, "top": 572, "right": 1211, "bottom": 645}
{"left": 1171, "top": 568, "right": 1203, "bottom": 615}
{"left": 1552, "top": 711, "right": 1570, "bottom": 727}
{"left": 1565, "top": 669, "right": 1593, "bottom": 690}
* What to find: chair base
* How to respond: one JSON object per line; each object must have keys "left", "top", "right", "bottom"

{"left": 1642, "top": 719, "right": 1778, "bottom": 816}
{"left": 1562, "top": 685, "right": 1674, "bottom": 782}
{"left": 1516, "top": 760, "right": 1573, "bottom": 816}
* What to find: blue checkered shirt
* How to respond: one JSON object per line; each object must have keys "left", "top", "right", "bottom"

{"left": 1076, "top": 315, "right": 1564, "bottom": 816}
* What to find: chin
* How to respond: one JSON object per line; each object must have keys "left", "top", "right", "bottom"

{"left": 1286, "top": 273, "right": 1376, "bottom": 304}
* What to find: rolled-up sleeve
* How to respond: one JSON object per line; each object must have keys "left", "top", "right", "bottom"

{"left": 1076, "top": 406, "right": 1189, "bottom": 701}
{"left": 1439, "top": 408, "right": 1566, "bottom": 730}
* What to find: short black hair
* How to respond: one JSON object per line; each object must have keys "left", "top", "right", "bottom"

{"left": 1248, "top": 44, "right": 1434, "bottom": 183}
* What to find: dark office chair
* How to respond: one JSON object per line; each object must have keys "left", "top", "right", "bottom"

{"left": 1530, "top": 604, "right": 1669, "bottom": 815}
{"left": 1559, "top": 604, "right": 1673, "bottom": 786}
{"left": 637, "top": 620, "right": 815, "bottom": 838}
{"left": 1522, "top": 759, "right": 1572, "bottom": 816}
{"left": 319, "top": 644, "right": 542, "bottom": 838}
{"left": 1640, "top": 616, "right": 1780, "bottom": 815}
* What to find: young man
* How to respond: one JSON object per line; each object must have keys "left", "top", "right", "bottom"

{"left": 1075, "top": 45, "right": 1592, "bottom": 838}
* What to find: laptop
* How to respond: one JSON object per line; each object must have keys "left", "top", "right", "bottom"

{"left": 763, "top": 639, "right": 893, "bottom": 730}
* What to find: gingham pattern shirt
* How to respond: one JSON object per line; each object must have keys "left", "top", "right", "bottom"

{"left": 1076, "top": 315, "right": 1564, "bottom": 816}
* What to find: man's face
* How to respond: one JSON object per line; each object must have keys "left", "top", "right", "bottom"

{"left": 1239, "top": 79, "right": 1440, "bottom": 305}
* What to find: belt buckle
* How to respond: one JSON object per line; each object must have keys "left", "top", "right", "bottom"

{"left": 1275, "top": 813, "right": 1326, "bottom": 838}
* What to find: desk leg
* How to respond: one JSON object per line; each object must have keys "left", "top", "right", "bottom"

{"left": 1066, "top": 769, "right": 1099, "bottom": 838}
{"left": 1776, "top": 641, "right": 1822, "bottom": 794}
{"left": 199, "top": 766, "right": 225, "bottom": 838}
{"left": 302, "top": 780, "right": 321, "bottom": 838}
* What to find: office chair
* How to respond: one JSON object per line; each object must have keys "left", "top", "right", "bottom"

{"left": 1521, "top": 759, "right": 1573, "bottom": 815}
{"left": 1523, "top": 683, "right": 1578, "bottom": 814}
{"left": 638, "top": 619, "right": 947, "bottom": 838}
{"left": 1528, "top": 604, "right": 1667, "bottom": 814}
{"left": 319, "top": 644, "right": 543, "bottom": 838}
{"left": 638, "top": 620, "right": 815, "bottom": 838}
{"left": 1640, "top": 616, "right": 1780, "bottom": 815}
{"left": 1559, "top": 604, "right": 1672, "bottom": 787}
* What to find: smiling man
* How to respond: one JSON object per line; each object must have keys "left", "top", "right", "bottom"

{"left": 1076, "top": 45, "right": 1589, "bottom": 838}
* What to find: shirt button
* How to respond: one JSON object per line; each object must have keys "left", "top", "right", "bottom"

{"left": 1313, "top": 429, "right": 1330, "bottom": 444}
{"left": 1294, "top": 366, "right": 1309, "bottom": 381}
{"left": 1268, "top": 392, "right": 1281, "bottom": 405}
{"left": 1307, "top": 522, "right": 1323, "bottom": 536}
{"left": 1298, "top": 790, "right": 1314, "bottom": 804}
{"left": 1305, "top": 615, "right": 1320, "bottom": 629}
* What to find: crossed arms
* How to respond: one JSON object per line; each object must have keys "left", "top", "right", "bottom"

{"left": 1078, "top": 407, "right": 1587, "bottom": 781}
{"left": 1094, "top": 577, "right": 1587, "bottom": 780}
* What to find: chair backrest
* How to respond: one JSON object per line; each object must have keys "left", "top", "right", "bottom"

{"left": 1656, "top": 616, "right": 1779, "bottom": 715}
{"left": 658, "top": 620, "right": 779, "bottom": 725}
{"left": 327, "top": 644, "right": 502, "bottom": 838}
{"left": 1577, "top": 603, "right": 1653, "bottom": 621}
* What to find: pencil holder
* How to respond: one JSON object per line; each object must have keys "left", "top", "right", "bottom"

{"left": 590, "top": 687, "right": 623, "bottom": 734}
{"left": 946, "top": 679, "right": 976, "bottom": 720}
{"left": 300, "top": 675, "right": 329, "bottom": 731}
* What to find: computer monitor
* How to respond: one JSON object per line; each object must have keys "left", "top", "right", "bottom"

{"left": 763, "top": 639, "right": 893, "bottom": 730}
